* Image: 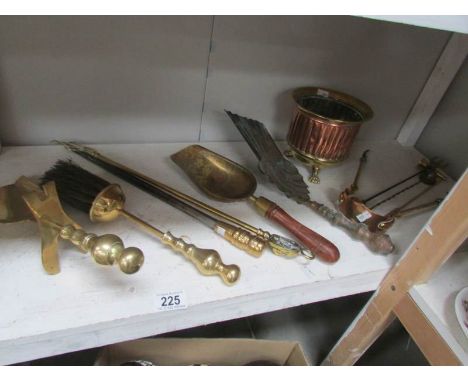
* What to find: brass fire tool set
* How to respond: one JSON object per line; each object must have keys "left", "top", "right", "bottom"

{"left": 0, "top": 176, "right": 144, "bottom": 275}
{"left": 338, "top": 151, "right": 447, "bottom": 232}
{"left": 1, "top": 86, "right": 449, "bottom": 287}
{"left": 54, "top": 141, "right": 319, "bottom": 262}
{"left": 42, "top": 161, "right": 240, "bottom": 285}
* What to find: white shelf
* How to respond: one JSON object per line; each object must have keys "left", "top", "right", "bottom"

{"left": 410, "top": 250, "right": 468, "bottom": 364}
{"left": 0, "top": 140, "right": 454, "bottom": 365}
{"left": 364, "top": 16, "right": 468, "bottom": 34}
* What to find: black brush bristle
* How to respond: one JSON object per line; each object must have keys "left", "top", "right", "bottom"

{"left": 41, "top": 160, "right": 111, "bottom": 213}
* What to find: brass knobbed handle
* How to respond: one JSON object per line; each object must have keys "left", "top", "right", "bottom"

{"left": 59, "top": 225, "right": 145, "bottom": 274}
{"left": 214, "top": 221, "right": 265, "bottom": 257}
{"left": 309, "top": 202, "right": 395, "bottom": 254}
{"left": 10, "top": 177, "right": 145, "bottom": 275}
{"left": 161, "top": 232, "right": 240, "bottom": 285}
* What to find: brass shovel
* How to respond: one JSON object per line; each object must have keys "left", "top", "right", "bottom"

{"left": 171, "top": 145, "right": 340, "bottom": 263}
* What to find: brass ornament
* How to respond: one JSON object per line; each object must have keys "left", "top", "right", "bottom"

{"left": 0, "top": 177, "right": 144, "bottom": 274}
{"left": 54, "top": 141, "right": 309, "bottom": 259}
{"left": 170, "top": 144, "right": 335, "bottom": 261}
{"left": 161, "top": 232, "right": 240, "bottom": 285}
{"left": 90, "top": 187, "right": 241, "bottom": 285}
{"left": 42, "top": 160, "right": 240, "bottom": 286}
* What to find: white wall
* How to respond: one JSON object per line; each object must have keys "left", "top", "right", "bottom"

{"left": 0, "top": 16, "right": 213, "bottom": 145}
{"left": 201, "top": 16, "right": 450, "bottom": 142}
{"left": 0, "top": 16, "right": 450, "bottom": 145}
{"left": 416, "top": 59, "right": 468, "bottom": 180}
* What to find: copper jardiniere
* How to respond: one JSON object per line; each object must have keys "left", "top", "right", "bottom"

{"left": 286, "top": 87, "right": 373, "bottom": 183}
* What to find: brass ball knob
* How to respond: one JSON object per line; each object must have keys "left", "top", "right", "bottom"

{"left": 224, "top": 264, "right": 241, "bottom": 285}
{"left": 90, "top": 234, "right": 144, "bottom": 274}
{"left": 118, "top": 247, "right": 145, "bottom": 274}
{"left": 59, "top": 225, "right": 144, "bottom": 274}
{"left": 91, "top": 234, "right": 124, "bottom": 266}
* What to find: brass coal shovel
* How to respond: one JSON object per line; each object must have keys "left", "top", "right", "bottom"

{"left": 171, "top": 145, "right": 340, "bottom": 263}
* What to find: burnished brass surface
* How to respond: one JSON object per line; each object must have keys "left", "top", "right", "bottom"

{"left": 91, "top": 188, "right": 241, "bottom": 283}
{"left": 90, "top": 184, "right": 126, "bottom": 223}
{"left": 0, "top": 184, "right": 33, "bottom": 223}
{"left": 56, "top": 141, "right": 310, "bottom": 259}
{"left": 59, "top": 225, "right": 144, "bottom": 274}
{"left": 285, "top": 148, "right": 338, "bottom": 184}
{"left": 41, "top": 158, "right": 240, "bottom": 283}
{"left": 287, "top": 87, "right": 373, "bottom": 183}
{"left": 250, "top": 195, "right": 274, "bottom": 217}
{"left": 119, "top": 210, "right": 240, "bottom": 285}
{"left": 214, "top": 221, "right": 265, "bottom": 257}
{"left": 161, "top": 231, "right": 240, "bottom": 285}
{"left": 292, "top": 87, "right": 373, "bottom": 125}
{"left": 4, "top": 177, "right": 144, "bottom": 274}
{"left": 173, "top": 145, "right": 321, "bottom": 259}
{"left": 171, "top": 145, "right": 257, "bottom": 202}
{"left": 172, "top": 145, "right": 317, "bottom": 259}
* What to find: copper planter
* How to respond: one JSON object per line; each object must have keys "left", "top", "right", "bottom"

{"left": 286, "top": 87, "right": 373, "bottom": 183}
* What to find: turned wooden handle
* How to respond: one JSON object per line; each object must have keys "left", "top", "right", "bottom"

{"left": 253, "top": 197, "right": 340, "bottom": 263}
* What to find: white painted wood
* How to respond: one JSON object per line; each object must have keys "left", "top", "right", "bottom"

{"left": 200, "top": 16, "right": 449, "bottom": 143}
{"left": 416, "top": 59, "right": 468, "bottom": 180}
{"left": 410, "top": 250, "right": 468, "bottom": 365}
{"left": 364, "top": 16, "right": 468, "bottom": 34}
{"left": 397, "top": 33, "right": 468, "bottom": 147}
{"left": 0, "top": 140, "right": 454, "bottom": 364}
{"left": 0, "top": 16, "right": 212, "bottom": 145}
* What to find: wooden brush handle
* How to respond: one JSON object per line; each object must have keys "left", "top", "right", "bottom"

{"left": 252, "top": 197, "right": 340, "bottom": 263}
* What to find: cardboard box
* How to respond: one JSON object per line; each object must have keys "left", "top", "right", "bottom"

{"left": 95, "top": 338, "right": 309, "bottom": 366}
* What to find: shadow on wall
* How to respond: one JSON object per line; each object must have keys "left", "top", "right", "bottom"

{"left": 0, "top": 62, "right": 16, "bottom": 144}
{"left": 199, "top": 15, "right": 450, "bottom": 142}
{"left": 0, "top": 16, "right": 213, "bottom": 145}
{"left": 0, "top": 16, "right": 451, "bottom": 146}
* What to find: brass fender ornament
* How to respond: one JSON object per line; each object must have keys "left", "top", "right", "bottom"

{"left": 0, "top": 177, "right": 144, "bottom": 275}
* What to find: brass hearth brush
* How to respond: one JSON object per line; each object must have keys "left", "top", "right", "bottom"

{"left": 41, "top": 160, "right": 240, "bottom": 285}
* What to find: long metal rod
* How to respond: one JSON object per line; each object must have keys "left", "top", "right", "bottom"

{"left": 385, "top": 186, "right": 436, "bottom": 218}
{"left": 391, "top": 198, "right": 442, "bottom": 218}
{"left": 368, "top": 179, "right": 422, "bottom": 210}
{"left": 363, "top": 170, "right": 423, "bottom": 204}
{"left": 55, "top": 141, "right": 264, "bottom": 237}
{"left": 119, "top": 209, "right": 164, "bottom": 239}
{"left": 55, "top": 142, "right": 319, "bottom": 259}
{"left": 82, "top": 150, "right": 223, "bottom": 231}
